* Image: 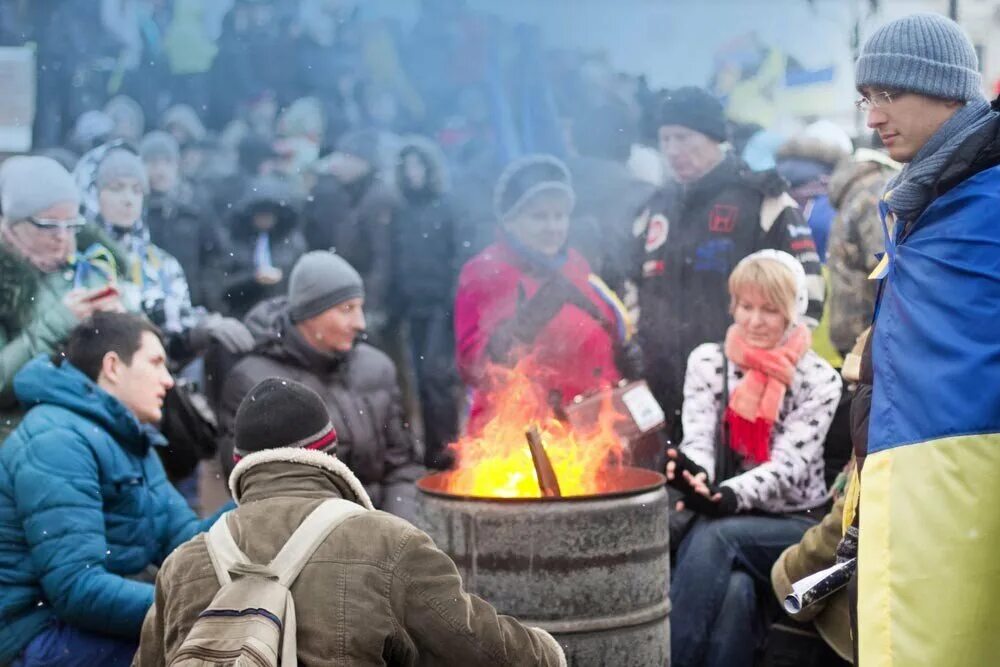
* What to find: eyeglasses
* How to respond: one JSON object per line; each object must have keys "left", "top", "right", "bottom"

{"left": 855, "top": 90, "right": 901, "bottom": 112}
{"left": 24, "top": 215, "right": 87, "bottom": 231}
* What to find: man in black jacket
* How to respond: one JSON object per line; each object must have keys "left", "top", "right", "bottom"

{"left": 392, "top": 137, "right": 460, "bottom": 469}
{"left": 218, "top": 250, "right": 424, "bottom": 522}
{"left": 632, "top": 87, "right": 825, "bottom": 441}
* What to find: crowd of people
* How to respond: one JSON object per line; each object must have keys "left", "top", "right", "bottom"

{"left": 0, "top": 2, "right": 998, "bottom": 666}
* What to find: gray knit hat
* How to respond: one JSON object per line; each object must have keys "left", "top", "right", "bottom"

{"left": 139, "top": 130, "right": 180, "bottom": 163}
{"left": 855, "top": 13, "right": 983, "bottom": 102}
{"left": 0, "top": 156, "right": 81, "bottom": 221}
{"left": 288, "top": 250, "right": 364, "bottom": 323}
{"left": 96, "top": 149, "right": 149, "bottom": 193}
{"left": 494, "top": 154, "right": 575, "bottom": 221}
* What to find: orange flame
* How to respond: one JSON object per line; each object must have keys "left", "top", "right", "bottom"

{"left": 444, "top": 358, "right": 629, "bottom": 498}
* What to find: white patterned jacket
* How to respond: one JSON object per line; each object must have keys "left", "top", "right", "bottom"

{"left": 679, "top": 342, "right": 842, "bottom": 514}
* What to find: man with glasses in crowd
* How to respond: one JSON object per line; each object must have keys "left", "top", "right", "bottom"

{"left": 843, "top": 13, "right": 1000, "bottom": 665}
{"left": 0, "top": 156, "right": 124, "bottom": 438}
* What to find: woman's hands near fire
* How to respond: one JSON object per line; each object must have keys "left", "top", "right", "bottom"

{"left": 665, "top": 448, "right": 707, "bottom": 487}
{"left": 665, "top": 448, "right": 738, "bottom": 517}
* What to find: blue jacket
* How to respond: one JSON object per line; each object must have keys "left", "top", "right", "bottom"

{"left": 0, "top": 356, "right": 219, "bottom": 662}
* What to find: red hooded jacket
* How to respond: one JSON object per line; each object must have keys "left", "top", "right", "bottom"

{"left": 455, "top": 240, "right": 622, "bottom": 432}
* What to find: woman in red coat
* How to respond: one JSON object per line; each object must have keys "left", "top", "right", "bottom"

{"left": 455, "top": 154, "right": 635, "bottom": 433}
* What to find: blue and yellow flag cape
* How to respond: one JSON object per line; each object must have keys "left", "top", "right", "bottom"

{"left": 859, "top": 165, "right": 1000, "bottom": 666}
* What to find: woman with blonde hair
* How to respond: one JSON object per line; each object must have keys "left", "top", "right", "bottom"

{"left": 667, "top": 250, "right": 842, "bottom": 667}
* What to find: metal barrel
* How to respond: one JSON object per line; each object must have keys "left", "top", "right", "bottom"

{"left": 416, "top": 471, "right": 671, "bottom": 667}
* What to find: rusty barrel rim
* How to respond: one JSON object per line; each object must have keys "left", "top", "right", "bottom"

{"left": 416, "top": 466, "right": 666, "bottom": 503}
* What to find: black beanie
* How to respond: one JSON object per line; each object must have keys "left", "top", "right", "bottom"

{"left": 233, "top": 378, "right": 337, "bottom": 458}
{"left": 658, "top": 87, "right": 728, "bottom": 143}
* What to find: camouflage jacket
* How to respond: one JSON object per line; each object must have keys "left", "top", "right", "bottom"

{"left": 826, "top": 152, "right": 898, "bottom": 356}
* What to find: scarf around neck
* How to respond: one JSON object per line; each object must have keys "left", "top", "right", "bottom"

{"left": 723, "top": 323, "right": 811, "bottom": 464}
{"left": 885, "top": 98, "right": 997, "bottom": 223}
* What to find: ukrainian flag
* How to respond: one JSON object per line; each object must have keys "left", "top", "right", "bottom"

{"left": 859, "top": 165, "right": 1000, "bottom": 666}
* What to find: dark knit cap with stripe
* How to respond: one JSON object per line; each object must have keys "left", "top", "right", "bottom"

{"left": 233, "top": 378, "right": 337, "bottom": 458}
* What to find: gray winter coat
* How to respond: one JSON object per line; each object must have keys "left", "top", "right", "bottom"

{"left": 218, "top": 297, "right": 424, "bottom": 521}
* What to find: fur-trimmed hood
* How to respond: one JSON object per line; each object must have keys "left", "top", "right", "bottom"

{"left": 228, "top": 447, "right": 375, "bottom": 509}
{"left": 776, "top": 135, "right": 851, "bottom": 168}
{"left": 0, "top": 242, "right": 40, "bottom": 331}
{"left": 396, "top": 134, "right": 449, "bottom": 196}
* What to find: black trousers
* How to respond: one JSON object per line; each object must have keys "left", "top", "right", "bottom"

{"left": 405, "top": 309, "right": 459, "bottom": 469}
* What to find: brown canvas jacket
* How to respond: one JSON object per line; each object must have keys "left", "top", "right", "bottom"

{"left": 133, "top": 448, "right": 565, "bottom": 666}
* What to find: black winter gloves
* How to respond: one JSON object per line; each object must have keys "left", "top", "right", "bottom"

{"left": 682, "top": 485, "right": 738, "bottom": 517}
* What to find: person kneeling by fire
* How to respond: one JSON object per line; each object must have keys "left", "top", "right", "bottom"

{"left": 666, "top": 250, "right": 842, "bottom": 667}
{"left": 454, "top": 154, "right": 652, "bottom": 468}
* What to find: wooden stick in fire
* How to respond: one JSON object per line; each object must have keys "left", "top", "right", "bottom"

{"left": 525, "top": 426, "right": 562, "bottom": 498}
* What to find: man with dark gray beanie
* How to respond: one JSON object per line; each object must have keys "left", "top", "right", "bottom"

{"left": 218, "top": 250, "right": 424, "bottom": 522}
{"left": 136, "top": 377, "right": 566, "bottom": 667}
{"left": 843, "top": 13, "right": 1000, "bottom": 666}
{"left": 629, "top": 87, "right": 824, "bottom": 444}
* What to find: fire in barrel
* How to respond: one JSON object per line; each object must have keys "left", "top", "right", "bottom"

{"left": 417, "top": 360, "right": 671, "bottom": 666}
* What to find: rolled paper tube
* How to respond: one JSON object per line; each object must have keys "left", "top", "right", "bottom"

{"left": 784, "top": 558, "right": 857, "bottom": 614}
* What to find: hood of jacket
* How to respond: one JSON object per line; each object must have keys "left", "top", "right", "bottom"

{"left": 396, "top": 135, "right": 449, "bottom": 198}
{"left": 828, "top": 149, "right": 900, "bottom": 210}
{"left": 228, "top": 446, "right": 375, "bottom": 508}
{"left": 244, "top": 296, "right": 351, "bottom": 374}
{"left": 230, "top": 176, "right": 301, "bottom": 241}
{"left": 934, "top": 99, "right": 1000, "bottom": 199}
{"left": 776, "top": 135, "right": 850, "bottom": 169}
{"left": 13, "top": 355, "right": 165, "bottom": 456}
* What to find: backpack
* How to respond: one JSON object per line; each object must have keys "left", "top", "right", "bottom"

{"left": 169, "top": 498, "right": 365, "bottom": 666}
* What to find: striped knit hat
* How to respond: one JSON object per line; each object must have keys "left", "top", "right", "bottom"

{"left": 233, "top": 378, "right": 337, "bottom": 460}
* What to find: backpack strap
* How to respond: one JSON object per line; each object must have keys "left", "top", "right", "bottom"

{"left": 205, "top": 512, "right": 250, "bottom": 586}
{"left": 268, "top": 498, "right": 366, "bottom": 587}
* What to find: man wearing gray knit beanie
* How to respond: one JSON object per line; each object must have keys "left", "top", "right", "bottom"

{"left": 848, "top": 12, "right": 1000, "bottom": 667}
{"left": 218, "top": 250, "right": 424, "bottom": 522}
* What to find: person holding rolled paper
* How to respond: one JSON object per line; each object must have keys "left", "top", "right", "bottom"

{"left": 666, "top": 250, "right": 842, "bottom": 667}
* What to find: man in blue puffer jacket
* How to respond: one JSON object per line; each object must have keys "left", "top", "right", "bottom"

{"left": 0, "top": 311, "right": 227, "bottom": 666}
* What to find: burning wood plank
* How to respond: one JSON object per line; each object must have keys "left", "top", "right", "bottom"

{"left": 525, "top": 426, "right": 562, "bottom": 498}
